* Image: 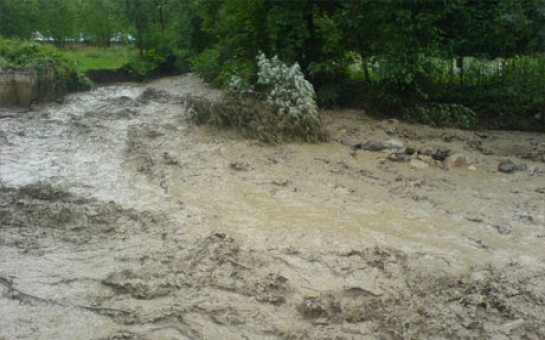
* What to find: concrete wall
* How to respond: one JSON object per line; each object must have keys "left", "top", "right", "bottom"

{"left": 0, "top": 67, "right": 65, "bottom": 108}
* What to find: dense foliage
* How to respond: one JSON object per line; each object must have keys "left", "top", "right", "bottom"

{"left": 189, "top": 53, "right": 328, "bottom": 143}
{"left": 1, "top": 0, "right": 544, "bottom": 130}
{"left": 0, "top": 38, "right": 92, "bottom": 91}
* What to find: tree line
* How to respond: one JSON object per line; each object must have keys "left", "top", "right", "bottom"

{"left": 1, "top": 0, "right": 544, "bottom": 129}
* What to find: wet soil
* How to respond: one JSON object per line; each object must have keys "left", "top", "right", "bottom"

{"left": 1, "top": 74, "right": 545, "bottom": 340}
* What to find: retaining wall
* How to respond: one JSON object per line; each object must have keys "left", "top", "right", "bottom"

{"left": 0, "top": 67, "right": 65, "bottom": 108}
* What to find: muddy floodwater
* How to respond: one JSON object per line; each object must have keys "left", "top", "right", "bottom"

{"left": 1, "top": 74, "right": 545, "bottom": 340}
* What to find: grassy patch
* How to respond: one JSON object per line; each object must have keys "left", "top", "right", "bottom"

{"left": 64, "top": 46, "right": 137, "bottom": 71}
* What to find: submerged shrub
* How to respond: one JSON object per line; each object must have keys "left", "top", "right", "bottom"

{"left": 189, "top": 53, "right": 328, "bottom": 143}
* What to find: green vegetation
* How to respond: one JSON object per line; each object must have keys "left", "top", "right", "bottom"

{"left": 64, "top": 47, "right": 137, "bottom": 71}
{"left": 189, "top": 53, "right": 328, "bottom": 143}
{"left": 1, "top": 0, "right": 544, "bottom": 132}
{"left": 0, "top": 38, "right": 92, "bottom": 92}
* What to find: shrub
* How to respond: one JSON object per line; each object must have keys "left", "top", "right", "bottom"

{"left": 256, "top": 53, "right": 319, "bottom": 120}
{"left": 402, "top": 103, "right": 476, "bottom": 129}
{"left": 430, "top": 55, "right": 545, "bottom": 130}
{"left": 126, "top": 49, "right": 166, "bottom": 77}
{"left": 191, "top": 48, "right": 222, "bottom": 84}
{"left": 189, "top": 53, "right": 329, "bottom": 143}
{"left": 0, "top": 37, "right": 93, "bottom": 92}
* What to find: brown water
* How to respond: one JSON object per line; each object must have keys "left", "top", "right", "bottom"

{"left": 1, "top": 74, "right": 544, "bottom": 340}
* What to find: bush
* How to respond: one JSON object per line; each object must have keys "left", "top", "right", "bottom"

{"left": 0, "top": 37, "right": 93, "bottom": 92}
{"left": 402, "top": 103, "right": 476, "bottom": 129}
{"left": 126, "top": 49, "right": 166, "bottom": 77}
{"left": 430, "top": 55, "right": 545, "bottom": 130}
{"left": 191, "top": 48, "right": 222, "bottom": 84}
{"left": 188, "top": 53, "right": 329, "bottom": 143}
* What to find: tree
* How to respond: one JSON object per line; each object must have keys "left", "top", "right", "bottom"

{"left": 81, "top": 0, "right": 123, "bottom": 46}
{"left": 0, "top": 0, "right": 39, "bottom": 39}
{"left": 37, "top": 0, "right": 78, "bottom": 47}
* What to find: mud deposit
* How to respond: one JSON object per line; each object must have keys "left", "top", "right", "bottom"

{"left": 1, "top": 74, "right": 545, "bottom": 339}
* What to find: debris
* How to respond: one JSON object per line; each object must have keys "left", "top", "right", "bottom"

{"left": 387, "top": 152, "right": 411, "bottom": 162}
{"left": 230, "top": 162, "right": 250, "bottom": 171}
{"left": 384, "top": 139, "right": 404, "bottom": 150}
{"left": 422, "top": 146, "right": 451, "bottom": 161}
{"left": 339, "top": 138, "right": 362, "bottom": 149}
{"left": 410, "top": 159, "right": 429, "bottom": 168}
{"left": 443, "top": 153, "right": 474, "bottom": 169}
{"left": 417, "top": 154, "right": 436, "bottom": 165}
{"left": 404, "top": 146, "right": 417, "bottom": 155}
{"left": 361, "top": 140, "right": 386, "bottom": 151}
{"left": 498, "top": 159, "right": 527, "bottom": 173}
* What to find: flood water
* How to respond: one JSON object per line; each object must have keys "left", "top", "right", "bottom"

{"left": 1, "top": 74, "right": 545, "bottom": 340}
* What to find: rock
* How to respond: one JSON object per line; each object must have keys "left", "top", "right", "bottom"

{"left": 421, "top": 146, "right": 450, "bottom": 161}
{"left": 422, "top": 147, "right": 438, "bottom": 156}
{"left": 468, "top": 165, "right": 477, "bottom": 171}
{"left": 410, "top": 159, "right": 429, "bottom": 168}
{"left": 513, "top": 163, "right": 527, "bottom": 171}
{"left": 432, "top": 149, "right": 451, "bottom": 161}
{"left": 362, "top": 140, "right": 385, "bottom": 151}
{"left": 498, "top": 159, "right": 515, "bottom": 173}
{"left": 498, "top": 159, "right": 527, "bottom": 173}
{"left": 230, "top": 162, "right": 250, "bottom": 171}
{"left": 339, "top": 138, "right": 362, "bottom": 149}
{"left": 443, "top": 153, "right": 474, "bottom": 169}
{"left": 387, "top": 153, "right": 411, "bottom": 162}
{"left": 384, "top": 139, "right": 404, "bottom": 150}
{"left": 417, "top": 154, "right": 436, "bottom": 165}
{"left": 442, "top": 133, "right": 460, "bottom": 142}
{"left": 404, "top": 147, "right": 417, "bottom": 155}
{"left": 536, "top": 187, "right": 545, "bottom": 194}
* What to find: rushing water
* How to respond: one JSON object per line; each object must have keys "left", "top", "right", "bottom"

{"left": 1, "top": 75, "right": 544, "bottom": 269}
{"left": 1, "top": 75, "right": 545, "bottom": 340}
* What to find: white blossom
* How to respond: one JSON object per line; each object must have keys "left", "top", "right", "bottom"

{"left": 255, "top": 53, "right": 318, "bottom": 120}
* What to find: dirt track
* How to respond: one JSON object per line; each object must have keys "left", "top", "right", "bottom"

{"left": 1, "top": 75, "right": 545, "bottom": 340}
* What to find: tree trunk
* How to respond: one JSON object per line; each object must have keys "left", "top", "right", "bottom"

{"left": 301, "top": 0, "right": 315, "bottom": 71}
{"left": 362, "top": 56, "right": 372, "bottom": 86}
{"left": 450, "top": 58, "right": 455, "bottom": 84}
{"left": 135, "top": 0, "right": 144, "bottom": 57}
{"left": 457, "top": 57, "right": 464, "bottom": 87}
{"left": 159, "top": 5, "right": 164, "bottom": 32}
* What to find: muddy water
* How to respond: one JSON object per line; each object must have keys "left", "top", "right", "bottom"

{"left": 1, "top": 75, "right": 545, "bottom": 340}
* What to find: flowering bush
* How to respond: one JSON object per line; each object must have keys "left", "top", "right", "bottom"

{"left": 190, "top": 53, "right": 328, "bottom": 143}
{"left": 256, "top": 53, "right": 319, "bottom": 121}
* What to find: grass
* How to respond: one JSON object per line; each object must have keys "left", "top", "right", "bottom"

{"left": 64, "top": 46, "right": 137, "bottom": 71}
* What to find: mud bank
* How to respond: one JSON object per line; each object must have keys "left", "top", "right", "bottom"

{"left": 86, "top": 68, "right": 137, "bottom": 85}
{"left": 1, "top": 75, "right": 545, "bottom": 339}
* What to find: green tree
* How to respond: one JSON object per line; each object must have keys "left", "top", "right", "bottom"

{"left": 81, "top": 0, "right": 123, "bottom": 46}
{"left": 0, "top": 0, "right": 39, "bottom": 39}
{"left": 37, "top": 0, "right": 78, "bottom": 47}
{"left": 189, "top": 0, "right": 344, "bottom": 85}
